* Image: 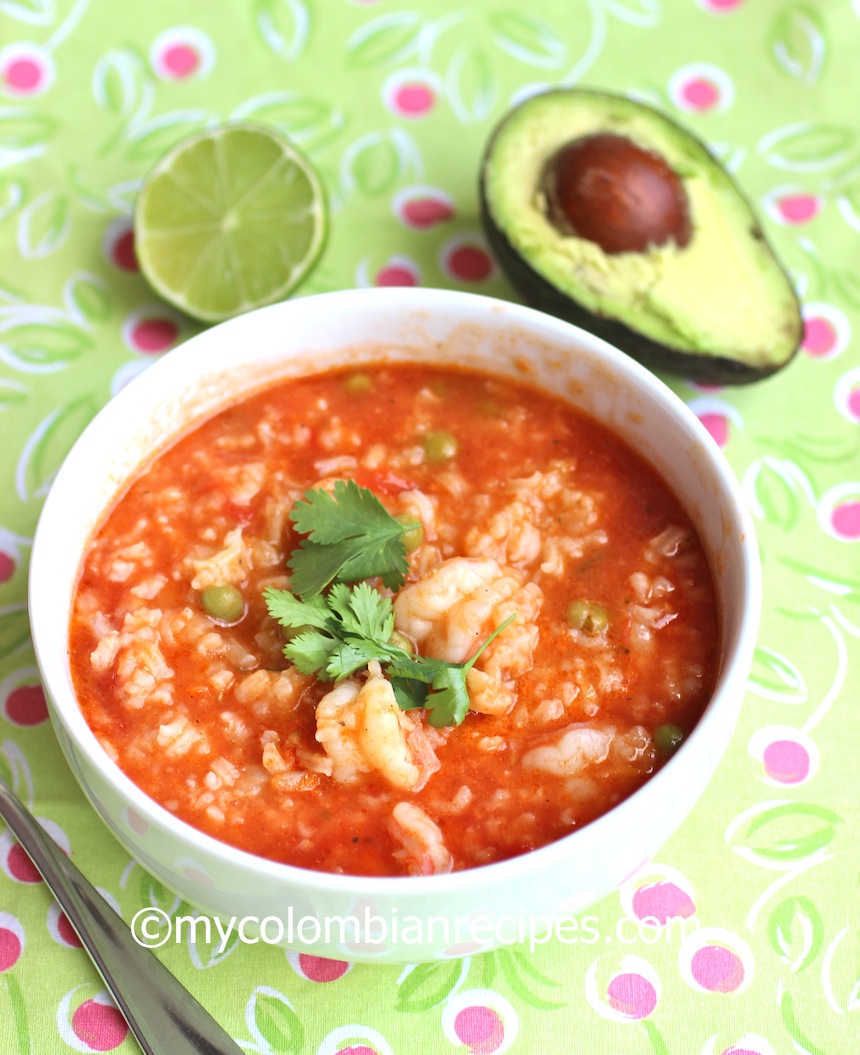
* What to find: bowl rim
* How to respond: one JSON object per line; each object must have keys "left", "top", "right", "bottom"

{"left": 30, "top": 286, "right": 762, "bottom": 895}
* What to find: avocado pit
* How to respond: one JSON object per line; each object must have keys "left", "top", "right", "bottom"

{"left": 479, "top": 88, "right": 803, "bottom": 382}
{"left": 541, "top": 132, "right": 691, "bottom": 255}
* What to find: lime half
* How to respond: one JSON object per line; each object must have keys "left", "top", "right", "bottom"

{"left": 134, "top": 123, "right": 326, "bottom": 323}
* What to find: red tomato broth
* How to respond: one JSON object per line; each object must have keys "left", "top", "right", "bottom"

{"left": 70, "top": 364, "right": 719, "bottom": 877}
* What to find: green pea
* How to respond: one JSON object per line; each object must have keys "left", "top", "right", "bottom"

{"left": 395, "top": 514, "right": 424, "bottom": 552}
{"left": 389, "top": 630, "right": 416, "bottom": 655}
{"left": 566, "top": 600, "right": 609, "bottom": 635}
{"left": 654, "top": 723, "right": 685, "bottom": 758}
{"left": 200, "top": 584, "right": 245, "bottom": 623}
{"left": 280, "top": 622, "right": 312, "bottom": 643}
{"left": 344, "top": 372, "right": 373, "bottom": 394}
{"left": 423, "top": 430, "right": 458, "bottom": 463}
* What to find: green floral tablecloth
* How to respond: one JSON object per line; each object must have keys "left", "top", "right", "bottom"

{"left": 2, "top": 0, "right": 859, "bottom": 1052}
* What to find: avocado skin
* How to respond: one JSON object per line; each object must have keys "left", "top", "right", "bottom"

{"left": 480, "top": 188, "right": 801, "bottom": 384}
{"left": 479, "top": 91, "right": 803, "bottom": 386}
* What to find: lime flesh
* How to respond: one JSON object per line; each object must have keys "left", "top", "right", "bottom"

{"left": 134, "top": 124, "right": 326, "bottom": 323}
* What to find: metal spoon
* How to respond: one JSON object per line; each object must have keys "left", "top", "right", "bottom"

{"left": 0, "top": 774, "right": 247, "bottom": 1055}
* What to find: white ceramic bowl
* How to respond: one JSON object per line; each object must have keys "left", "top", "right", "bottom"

{"left": 30, "top": 288, "right": 760, "bottom": 963}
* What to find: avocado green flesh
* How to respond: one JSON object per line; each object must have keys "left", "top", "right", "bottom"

{"left": 482, "top": 90, "right": 802, "bottom": 379}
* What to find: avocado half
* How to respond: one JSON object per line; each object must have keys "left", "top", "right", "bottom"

{"left": 480, "top": 89, "right": 803, "bottom": 384}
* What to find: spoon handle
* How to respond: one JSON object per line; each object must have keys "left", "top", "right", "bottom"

{"left": 0, "top": 775, "right": 247, "bottom": 1055}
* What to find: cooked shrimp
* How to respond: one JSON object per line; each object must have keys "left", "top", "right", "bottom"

{"left": 388, "top": 801, "right": 453, "bottom": 876}
{"left": 393, "top": 556, "right": 542, "bottom": 680}
{"left": 315, "top": 664, "right": 439, "bottom": 791}
{"left": 393, "top": 557, "right": 498, "bottom": 653}
{"left": 522, "top": 723, "right": 654, "bottom": 777}
{"left": 465, "top": 462, "right": 606, "bottom": 578}
{"left": 522, "top": 723, "right": 614, "bottom": 776}
{"left": 465, "top": 667, "right": 514, "bottom": 716}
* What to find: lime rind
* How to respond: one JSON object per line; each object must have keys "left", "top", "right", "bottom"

{"left": 134, "top": 123, "right": 327, "bottom": 323}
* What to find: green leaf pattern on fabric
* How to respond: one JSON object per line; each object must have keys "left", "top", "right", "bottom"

{"left": 770, "top": 4, "right": 827, "bottom": 85}
{"left": 729, "top": 801, "right": 842, "bottom": 864}
{"left": 767, "top": 895, "right": 824, "bottom": 972}
{"left": 250, "top": 987, "right": 304, "bottom": 1054}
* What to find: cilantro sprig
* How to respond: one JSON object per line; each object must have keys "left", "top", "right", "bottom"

{"left": 263, "top": 580, "right": 515, "bottom": 727}
{"left": 263, "top": 480, "right": 518, "bottom": 727}
{"left": 385, "top": 615, "right": 515, "bottom": 727}
{"left": 264, "top": 581, "right": 393, "bottom": 681}
{"left": 288, "top": 479, "right": 419, "bottom": 598}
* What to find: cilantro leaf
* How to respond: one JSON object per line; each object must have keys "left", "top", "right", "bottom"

{"left": 265, "top": 531, "right": 519, "bottom": 728}
{"left": 291, "top": 480, "right": 394, "bottom": 545}
{"left": 326, "top": 581, "right": 357, "bottom": 625}
{"left": 262, "top": 586, "right": 331, "bottom": 630}
{"left": 266, "top": 579, "right": 403, "bottom": 681}
{"left": 288, "top": 480, "right": 415, "bottom": 598}
{"left": 284, "top": 629, "right": 340, "bottom": 675}
{"left": 385, "top": 654, "right": 444, "bottom": 684}
{"left": 348, "top": 582, "right": 394, "bottom": 637}
{"left": 287, "top": 537, "right": 364, "bottom": 600}
{"left": 341, "top": 581, "right": 395, "bottom": 641}
{"left": 338, "top": 544, "right": 409, "bottom": 594}
{"left": 325, "top": 638, "right": 392, "bottom": 681}
{"left": 390, "top": 677, "right": 431, "bottom": 710}
{"left": 425, "top": 667, "right": 471, "bottom": 728}
{"left": 398, "top": 613, "right": 517, "bottom": 727}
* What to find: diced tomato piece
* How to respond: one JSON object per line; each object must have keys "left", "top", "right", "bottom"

{"left": 353, "top": 469, "right": 416, "bottom": 495}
